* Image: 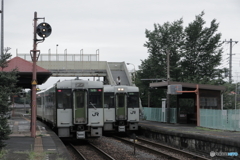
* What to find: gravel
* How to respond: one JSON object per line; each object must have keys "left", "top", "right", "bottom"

{"left": 88, "top": 136, "right": 163, "bottom": 160}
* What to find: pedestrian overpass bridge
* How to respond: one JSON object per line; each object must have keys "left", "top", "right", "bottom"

{"left": 17, "top": 52, "right": 133, "bottom": 86}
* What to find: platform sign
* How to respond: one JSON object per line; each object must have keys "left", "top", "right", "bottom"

{"left": 167, "top": 84, "right": 182, "bottom": 95}
{"left": 31, "top": 80, "right": 38, "bottom": 85}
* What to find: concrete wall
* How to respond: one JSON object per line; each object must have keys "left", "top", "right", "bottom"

{"left": 138, "top": 126, "right": 240, "bottom": 158}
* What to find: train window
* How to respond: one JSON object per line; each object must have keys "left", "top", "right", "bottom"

{"left": 57, "top": 89, "right": 72, "bottom": 109}
{"left": 127, "top": 92, "right": 139, "bottom": 108}
{"left": 117, "top": 94, "right": 125, "bottom": 108}
{"left": 89, "top": 88, "right": 103, "bottom": 108}
{"left": 50, "top": 89, "right": 56, "bottom": 107}
{"left": 37, "top": 97, "right": 42, "bottom": 107}
{"left": 74, "top": 90, "right": 85, "bottom": 108}
{"left": 104, "top": 93, "right": 114, "bottom": 108}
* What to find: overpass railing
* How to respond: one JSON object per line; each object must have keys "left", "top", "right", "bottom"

{"left": 16, "top": 53, "right": 99, "bottom": 62}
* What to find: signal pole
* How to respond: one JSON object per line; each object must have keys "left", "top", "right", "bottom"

{"left": 225, "top": 39, "right": 238, "bottom": 83}
{"left": 30, "top": 12, "right": 52, "bottom": 138}
{"left": 31, "top": 12, "right": 38, "bottom": 138}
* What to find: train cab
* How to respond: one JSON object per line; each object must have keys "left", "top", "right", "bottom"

{"left": 103, "top": 85, "right": 140, "bottom": 133}
{"left": 37, "top": 79, "right": 104, "bottom": 139}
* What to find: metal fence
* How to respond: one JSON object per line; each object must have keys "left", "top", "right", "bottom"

{"left": 142, "top": 107, "right": 240, "bottom": 131}
{"left": 142, "top": 107, "right": 177, "bottom": 123}
{"left": 200, "top": 109, "right": 240, "bottom": 131}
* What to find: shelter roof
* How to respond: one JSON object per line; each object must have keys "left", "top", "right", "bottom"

{"left": 1, "top": 57, "right": 52, "bottom": 88}
{"left": 150, "top": 81, "right": 226, "bottom": 91}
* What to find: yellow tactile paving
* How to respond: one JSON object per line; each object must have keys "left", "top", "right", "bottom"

{"left": 34, "top": 136, "right": 43, "bottom": 153}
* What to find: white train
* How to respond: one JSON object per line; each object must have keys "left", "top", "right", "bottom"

{"left": 36, "top": 79, "right": 104, "bottom": 139}
{"left": 103, "top": 85, "right": 140, "bottom": 133}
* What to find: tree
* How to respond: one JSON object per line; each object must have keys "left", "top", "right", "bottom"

{"left": 137, "top": 11, "right": 228, "bottom": 107}
{"left": 136, "top": 19, "right": 184, "bottom": 107}
{"left": 143, "top": 19, "right": 184, "bottom": 82}
{"left": 0, "top": 51, "right": 20, "bottom": 149}
{"left": 0, "top": 48, "right": 11, "bottom": 71}
{"left": 222, "top": 82, "right": 239, "bottom": 109}
{"left": 180, "top": 11, "right": 226, "bottom": 84}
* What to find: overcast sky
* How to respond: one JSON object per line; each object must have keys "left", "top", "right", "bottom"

{"left": 2, "top": 0, "right": 240, "bottom": 89}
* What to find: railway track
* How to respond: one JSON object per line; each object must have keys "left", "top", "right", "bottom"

{"left": 113, "top": 136, "right": 211, "bottom": 160}
{"left": 69, "top": 142, "right": 115, "bottom": 160}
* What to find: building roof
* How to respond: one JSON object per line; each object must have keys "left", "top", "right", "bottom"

{"left": 1, "top": 57, "right": 49, "bottom": 72}
{"left": 150, "top": 81, "right": 226, "bottom": 91}
{"left": 1, "top": 57, "right": 52, "bottom": 88}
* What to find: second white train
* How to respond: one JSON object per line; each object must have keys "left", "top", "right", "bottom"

{"left": 103, "top": 85, "right": 140, "bottom": 133}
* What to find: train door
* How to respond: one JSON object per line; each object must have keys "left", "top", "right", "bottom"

{"left": 73, "top": 89, "right": 87, "bottom": 124}
{"left": 116, "top": 93, "right": 127, "bottom": 120}
{"left": 116, "top": 92, "right": 127, "bottom": 133}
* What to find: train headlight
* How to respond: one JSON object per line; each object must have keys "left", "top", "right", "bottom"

{"left": 118, "top": 88, "right": 124, "bottom": 91}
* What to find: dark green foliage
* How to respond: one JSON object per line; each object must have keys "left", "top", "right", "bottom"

{"left": 137, "top": 11, "right": 228, "bottom": 107}
{"left": 143, "top": 19, "right": 184, "bottom": 82}
{"left": 223, "top": 83, "right": 239, "bottom": 109}
{"left": 0, "top": 118, "right": 12, "bottom": 148}
{"left": 180, "top": 11, "right": 225, "bottom": 85}
{"left": 0, "top": 53, "right": 21, "bottom": 149}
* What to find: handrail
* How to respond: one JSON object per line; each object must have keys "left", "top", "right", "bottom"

{"left": 106, "top": 62, "right": 116, "bottom": 85}
{"left": 17, "top": 53, "right": 99, "bottom": 62}
{"left": 122, "top": 62, "right": 133, "bottom": 86}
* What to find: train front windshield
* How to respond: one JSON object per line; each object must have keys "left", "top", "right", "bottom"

{"left": 127, "top": 92, "right": 139, "bottom": 108}
{"left": 57, "top": 89, "right": 72, "bottom": 109}
{"left": 88, "top": 88, "right": 103, "bottom": 108}
{"left": 104, "top": 93, "right": 114, "bottom": 108}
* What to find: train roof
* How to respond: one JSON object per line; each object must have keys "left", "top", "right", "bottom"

{"left": 57, "top": 79, "right": 103, "bottom": 89}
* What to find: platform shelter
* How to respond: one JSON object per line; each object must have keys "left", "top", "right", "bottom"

{"left": 1, "top": 57, "right": 52, "bottom": 88}
{"left": 150, "top": 81, "right": 226, "bottom": 126}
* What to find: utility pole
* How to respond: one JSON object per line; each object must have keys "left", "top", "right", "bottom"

{"left": 225, "top": 39, "right": 238, "bottom": 83}
{"left": 1, "top": 0, "right": 4, "bottom": 59}
{"left": 166, "top": 50, "right": 170, "bottom": 123}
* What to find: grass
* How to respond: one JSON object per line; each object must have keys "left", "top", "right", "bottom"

{"left": 0, "top": 149, "right": 8, "bottom": 160}
{"left": 14, "top": 150, "right": 67, "bottom": 160}
{"left": 196, "top": 127, "right": 223, "bottom": 132}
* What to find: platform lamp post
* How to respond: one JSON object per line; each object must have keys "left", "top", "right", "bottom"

{"left": 30, "top": 12, "right": 52, "bottom": 138}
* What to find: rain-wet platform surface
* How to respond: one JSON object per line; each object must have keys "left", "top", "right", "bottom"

{"left": 3, "top": 112, "right": 72, "bottom": 160}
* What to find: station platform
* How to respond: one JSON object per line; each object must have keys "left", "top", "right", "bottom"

{"left": 138, "top": 120, "right": 240, "bottom": 159}
{"left": 3, "top": 113, "right": 72, "bottom": 160}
